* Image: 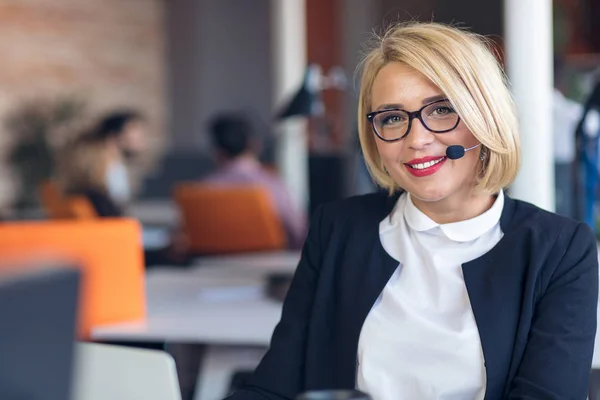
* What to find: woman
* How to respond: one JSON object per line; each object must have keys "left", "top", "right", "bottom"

{"left": 57, "top": 133, "right": 123, "bottom": 217}
{"left": 57, "top": 110, "right": 147, "bottom": 216}
{"left": 57, "top": 113, "right": 189, "bottom": 266}
{"left": 227, "top": 22, "right": 598, "bottom": 400}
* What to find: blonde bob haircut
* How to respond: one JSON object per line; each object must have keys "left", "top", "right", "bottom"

{"left": 357, "top": 22, "right": 520, "bottom": 195}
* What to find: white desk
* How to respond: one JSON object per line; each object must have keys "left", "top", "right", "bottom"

{"left": 91, "top": 252, "right": 301, "bottom": 345}
{"left": 194, "top": 251, "right": 300, "bottom": 274}
{"left": 130, "top": 200, "right": 180, "bottom": 227}
{"left": 91, "top": 254, "right": 297, "bottom": 400}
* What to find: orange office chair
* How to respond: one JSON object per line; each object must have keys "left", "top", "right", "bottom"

{"left": 0, "top": 218, "right": 145, "bottom": 337}
{"left": 174, "top": 184, "right": 287, "bottom": 254}
{"left": 40, "top": 181, "right": 97, "bottom": 220}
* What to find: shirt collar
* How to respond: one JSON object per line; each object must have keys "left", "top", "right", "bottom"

{"left": 403, "top": 190, "right": 504, "bottom": 242}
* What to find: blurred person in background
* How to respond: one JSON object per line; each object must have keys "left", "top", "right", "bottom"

{"left": 89, "top": 110, "right": 147, "bottom": 209}
{"left": 204, "top": 113, "right": 307, "bottom": 249}
{"left": 57, "top": 110, "right": 188, "bottom": 266}
{"left": 57, "top": 110, "right": 147, "bottom": 215}
{"left": 57, "top": 133, "right": 122, "bottom": 217}
{"left": 227, "top": 22, "right": 597, "bottom": 400}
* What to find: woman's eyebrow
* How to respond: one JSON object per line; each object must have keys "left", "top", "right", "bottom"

{"left": 421, "top": 94, "right": 447, "bottom": 104}
{"left": 374, "top": 103, "right": 403, "bottom": 111}
{"left": 373, "top": 95, "right": 447, "bottom": 111}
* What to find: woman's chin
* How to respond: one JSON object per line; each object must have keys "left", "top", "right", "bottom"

{"left": 404, "top": 182, "right": 452, "bottom": 204}
{"left": 410, "top": 192, "right": 447, "bottom": 203}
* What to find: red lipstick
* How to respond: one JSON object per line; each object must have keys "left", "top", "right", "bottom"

{"left": 404, "top": 156, "right": 447, "bottom": 177}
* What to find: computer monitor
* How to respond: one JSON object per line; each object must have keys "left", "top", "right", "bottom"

{"left": 0, "top": 267, "right": 80, "bottom": 400}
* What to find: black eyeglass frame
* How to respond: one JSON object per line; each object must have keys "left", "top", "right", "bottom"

{"left": 366, "top": 99, "right": 461, "bottom": 142}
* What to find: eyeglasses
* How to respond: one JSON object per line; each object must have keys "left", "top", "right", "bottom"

{"left": 366, "top": 99, "right": 461, "bottom": 142}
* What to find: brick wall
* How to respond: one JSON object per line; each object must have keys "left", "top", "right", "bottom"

{"left": 0, "top": 0, "right": 167, "bottom": 210}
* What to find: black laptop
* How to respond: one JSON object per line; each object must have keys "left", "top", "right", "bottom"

{"left": 0, "top": 266, "right": 80, "bottom": 400}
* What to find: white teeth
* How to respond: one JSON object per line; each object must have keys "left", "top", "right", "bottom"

{"left": 410, "top": 157, "right": 445, "bottom": 170}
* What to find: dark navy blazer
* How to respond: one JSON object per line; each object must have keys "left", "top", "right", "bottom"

{"left": 229, "top": 192, "right": 599, "bottom": 400}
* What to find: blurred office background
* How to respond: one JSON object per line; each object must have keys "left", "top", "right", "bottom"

{"left": 0, "top": 0, "right": 598, "bottom": 220}
{"left": 0, "top": 0, "right": 511, "bottom": 219}
{"left": 0, "top": 0, "right": 599, "bottom": 400}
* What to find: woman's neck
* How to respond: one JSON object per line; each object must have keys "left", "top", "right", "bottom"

{"left": 410, "top": 191, "right": 496, "bottom": 225}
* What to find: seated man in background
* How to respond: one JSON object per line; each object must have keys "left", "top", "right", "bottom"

{"left": 203, "top": 113, "right": 307, "bottom": 249}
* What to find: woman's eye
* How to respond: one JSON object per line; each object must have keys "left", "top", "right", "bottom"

{"left": 432, "top": 106, "right": 454, "bottom": 115}
{"left": 381, "top": 113, "right": 406, "bottom": 125}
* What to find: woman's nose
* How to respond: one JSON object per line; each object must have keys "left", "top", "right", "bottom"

{"left": 405, "top": 118, "right": 435, "bottom": 150}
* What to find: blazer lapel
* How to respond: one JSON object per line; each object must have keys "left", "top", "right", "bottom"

{"left": 335, "top": 192, "right": 401, "bottom": 387}
{"left": 462, "top": 196, "right": 526, "bottom": 399}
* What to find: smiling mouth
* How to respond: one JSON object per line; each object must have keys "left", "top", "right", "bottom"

{"left": 405, "top": 157, "right": 446, "bottom": 170}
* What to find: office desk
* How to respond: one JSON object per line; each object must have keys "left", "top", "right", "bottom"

{"left": 130, "top": 200, "right": 180, "bottom": 227}
{"left": 193, "top": 250, "right": 300, "bottom": 274}
{"left": 91, "top": 254, "right": 298, "bottom": 400}
{"left": 92, "top": 251, "right": 300, "bottom": 344}
{"left": 92, "top": 268, "right": 286, "bottom": 345}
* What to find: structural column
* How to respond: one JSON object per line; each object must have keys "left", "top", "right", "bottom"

{"left": 504, "top": 0, "right": 555, "bottom": 211}
{"left": 271, "top": 0, "right": 309, "bottom": 210}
